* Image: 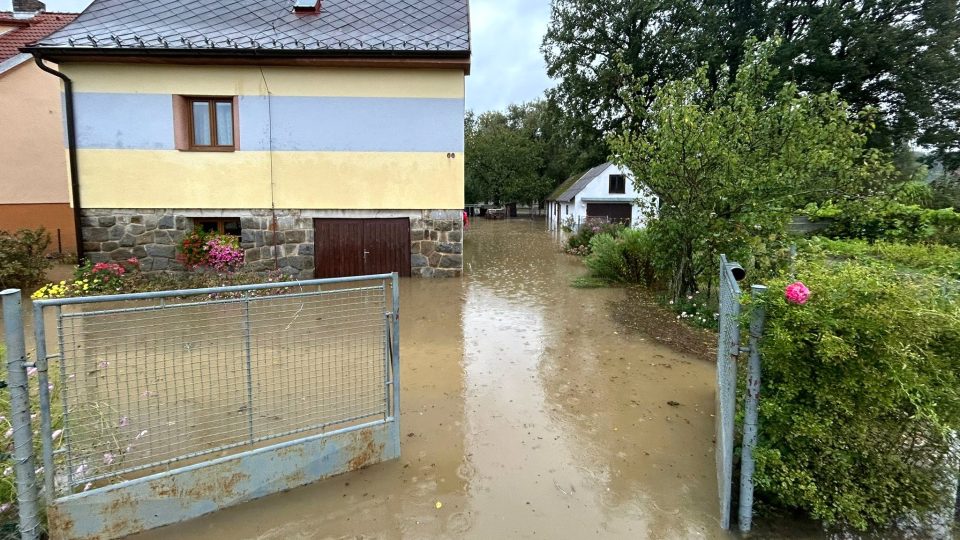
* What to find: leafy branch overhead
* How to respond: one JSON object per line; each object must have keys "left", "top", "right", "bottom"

{"left": 543, "top": 0, "right": 960, "bottom": 165}
{"left": 609, "top": 37, "right": 896, "bottom": 299}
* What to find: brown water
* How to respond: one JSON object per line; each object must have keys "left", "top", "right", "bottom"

{"left": 124, "top": 219, "right": 725, "bottom": 540}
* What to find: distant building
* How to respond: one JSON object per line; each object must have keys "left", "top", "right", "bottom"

{"left": 26, "top": 0, "right": 469, "bottom": 278}
{"left": 0, "top": 1, "right": 78, "bottom": 253}
{"left": 545, "top": 162, "right": 656, "bottom": 232}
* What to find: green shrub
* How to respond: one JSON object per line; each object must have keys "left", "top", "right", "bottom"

{"left": 584, "top": 228, "right": 658, "bottom": 285}
{"left": 753, "top": 260, "right": 960, "bottom": 530}
{"left": 803, "top": 237, "right": 960, "bottom": 279}
{"left": 0, "top": 228, "right": 52, "bottom": 290}
{"left": 805, "top": 200, "right": 960, "bottom": 245}
{"left": 566, "top": 221, "right": 626, "bottom": 255}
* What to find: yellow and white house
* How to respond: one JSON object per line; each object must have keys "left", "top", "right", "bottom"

{"left": 27, "top": 0, "right": 469, "bottom": 278}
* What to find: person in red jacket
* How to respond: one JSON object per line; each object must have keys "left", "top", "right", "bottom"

{"left": 463, "top": 210, "right": 470, "bottom": 230}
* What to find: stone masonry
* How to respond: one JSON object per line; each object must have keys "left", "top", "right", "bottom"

{"left": 80, "top": 209, "right": 463, "bottom": 279}
{"left": 411, "top": 210, "right": 463, "bottom": 278}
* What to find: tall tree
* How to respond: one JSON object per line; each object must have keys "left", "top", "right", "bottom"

{"left": 543, "top": 0, "right": 960, "bottom": 160}
{"left": 610, "top": 38, "right": 894, "bottom": 299}
{"left": 465, "top": 99, "right": 596, "bottom": 206}
{"left": 465, "top": 110, "right": 545, "bottom": 205}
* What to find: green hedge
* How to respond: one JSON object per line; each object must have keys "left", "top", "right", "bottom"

{"left": 803, "top": 237, "right": 960, "bottom": 279}
{"left": 753, "top": 260, "right": 960, "bottom": 530}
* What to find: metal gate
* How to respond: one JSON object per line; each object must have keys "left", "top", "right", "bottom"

{"left": 715, "top": 255, "right": 742, "bottom": 530}
{"left": 715, "top": 256, "right": 766, "bottom": 533}
{"left": 23, "top": 273, "right": 400, "bottom": 539}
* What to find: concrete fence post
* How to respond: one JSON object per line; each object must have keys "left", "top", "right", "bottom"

{"left": 738, "top": 284, "right": 767, "bottom": 533}
{"left": 2, "top": 289, "right": 41, "bottom": 540}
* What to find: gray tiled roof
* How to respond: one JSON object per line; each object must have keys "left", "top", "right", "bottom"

{"left": 28, "top": 0, "right": 470, "bottom": 54}
{"left": 547, "top": 162, "right": 611, "bottom": 202}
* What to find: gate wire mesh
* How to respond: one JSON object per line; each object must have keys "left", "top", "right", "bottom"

{"left": 715, "top": 255, "right": 742, "bottom": 530}
{"left": 45, "top": 279, "right": 393, "bottom": 492}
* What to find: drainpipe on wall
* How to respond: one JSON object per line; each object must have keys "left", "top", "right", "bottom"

{"left": 32, "top": 55, "right": 84, "bottom": 260}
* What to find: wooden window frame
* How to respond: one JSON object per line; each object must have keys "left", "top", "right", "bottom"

{"left": 185, "top": 97, "right": 236, "bottom": 152}
{"left": 194, "top": 217, "right": 241, "bottom": 237}
{"left": 608, "top": 174, "right": 626, "bottom": 194}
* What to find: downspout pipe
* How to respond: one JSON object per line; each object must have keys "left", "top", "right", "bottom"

{"left": 32, "top": 55, "right": 84, "bottom": 260}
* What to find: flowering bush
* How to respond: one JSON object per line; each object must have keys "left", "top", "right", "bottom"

{"left": 783, "top": 281, "right": 810, "bottom": 305}
{"left": 32, "top": 258, "right": 141, "bottom": 299}
{"left": 204, "top": 237, "right": 244, "bottom": 272}
{"left": 179, "top": 227, "right": 245, "bottom": 271}
{"left": 750, "top": 260, "right": 960, "bottom": 530}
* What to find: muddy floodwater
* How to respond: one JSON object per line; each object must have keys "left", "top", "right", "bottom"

{"left": 123, "top": 219, "right": 725, "bottom": 539}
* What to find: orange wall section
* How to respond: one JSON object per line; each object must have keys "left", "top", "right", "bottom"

{"left": 0, "top": 203, "right": 76, "bottom": 254}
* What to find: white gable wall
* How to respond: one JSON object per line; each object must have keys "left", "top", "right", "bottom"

{"left": 548, "top": 163, "right": 656, "bottom": 231}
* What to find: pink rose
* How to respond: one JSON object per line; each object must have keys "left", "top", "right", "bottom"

{"left": 785, "top": 281, "right": 811, "bottom": 305}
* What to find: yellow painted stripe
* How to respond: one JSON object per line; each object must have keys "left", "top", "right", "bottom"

{"left": 76, "top": 149, "right": 464, "bottom": 210}
{"left": 61, "top": 64, "right": 465, "bottom": 99}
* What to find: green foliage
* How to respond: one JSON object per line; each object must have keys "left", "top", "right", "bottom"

{"left": 465, "top": 99, "right": 595, "bottom": 206}
{"left": 32, "top": 268, "right": 294, "bottom": 300}
{"left": 930, "top": 172, "right": 960, "bottom": 211}
{"left": 0, "top": 228, "right": 52, "bottom": 290}
{"left": 570, "top": 276, "right": 609, "bottom": 289}
{"left": 610, "top": 37, "right": 893, "bottom": 300}
{"left": 0, "top": 344, "right": 64, "bottom": 528}
{"left": 802, "top": 237, "right": 960, "bottom": 279}
{"left": 565, "top": 221, "right": 625, "bottom": 254}
{"left": 754, "top": 260, "right": 960, "bottom": 530}
{"left": 543, "top": 0, "right": 960, "bottom": 161}
{"left": 583, "top": 229, "right": 658, "bottom": 285}
{"left": 805, "top": 200, "right": 960, "bottom": 245}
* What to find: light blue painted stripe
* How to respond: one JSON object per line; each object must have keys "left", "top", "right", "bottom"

{"left": 238, "top": 96, "right": 464, "bottom": 152}
{"left": 72, "top": 92, "right": 464, "bottom": 152}
{"left": 74, "top": 93, "right": 175, "bottom": 150}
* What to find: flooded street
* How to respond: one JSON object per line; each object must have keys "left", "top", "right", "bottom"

{"left": 128, "top": 219, "right": 724, "bottom": 539}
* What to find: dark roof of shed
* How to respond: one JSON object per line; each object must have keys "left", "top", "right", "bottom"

{"left": 547, "top": 162, "right": 612, "bottom": 202}
{"left": 0, "top": 11, "right": 77, "bottom": 63}
{"left": 26, "top": 0, "right": 470, "bottom": 56}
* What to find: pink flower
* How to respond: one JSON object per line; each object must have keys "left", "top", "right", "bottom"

{"left": 785, "top": 281, "right": 811, "bottom": 305}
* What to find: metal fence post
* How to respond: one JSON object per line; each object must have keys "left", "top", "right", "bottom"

{"left": 739, "top": 284, "right": 767, "bottom": 533}
{"left": 32, "top": 303, "right": 55, "bottom": 500}
{"left": 2, "top": 290, "right": 41, "bottom": 540}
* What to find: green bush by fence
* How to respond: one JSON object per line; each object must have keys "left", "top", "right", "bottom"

{"left": 753, "top": 259, "right": 960, "bottom": 530}
{"left": 0, "top": 229, "right": 52, "bottom": 290}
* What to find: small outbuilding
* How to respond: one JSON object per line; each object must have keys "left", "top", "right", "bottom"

{"left": 546, "top": 162, "right": 656, "bottom": 232}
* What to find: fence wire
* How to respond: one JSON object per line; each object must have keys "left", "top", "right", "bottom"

{"left": 49, "top": 282, "right": 391, "bottom": 492}
{"left": 715, "top": 255, "right": 742, "bottom": 530}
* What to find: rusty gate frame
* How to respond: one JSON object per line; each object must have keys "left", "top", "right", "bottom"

{"left": 31, "top": 273, "right": 401, "bottom": 539}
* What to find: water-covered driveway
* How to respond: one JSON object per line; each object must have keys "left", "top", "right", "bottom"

{"left": 135, "top": 219, "right": 723, "bottom": 539}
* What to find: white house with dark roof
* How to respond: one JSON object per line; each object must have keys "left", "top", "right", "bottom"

{"left": 546, "top": 162, "right": 656, "bottom": 232}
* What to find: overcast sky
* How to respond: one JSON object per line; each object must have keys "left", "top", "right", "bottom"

{"left": 25, "top": 0, "right": 554, "bottom": 113}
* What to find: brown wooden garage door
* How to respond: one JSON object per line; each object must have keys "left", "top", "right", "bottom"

{"left": 314, "top": 218, "right": 411, "bottom": 278}
{"left": 586, "top": 203, "right": 632, "bottom": 223}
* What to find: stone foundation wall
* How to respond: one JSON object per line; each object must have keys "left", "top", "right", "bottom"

{"left": 80, "top": 209, "right": 463, "bottom": 279}
{"left": 411, "top": 211, "right": 463, "bottom": 278}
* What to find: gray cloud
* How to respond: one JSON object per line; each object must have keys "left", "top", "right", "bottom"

{"left": 31, "top": 0, "right": 555, "bottom": 113}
